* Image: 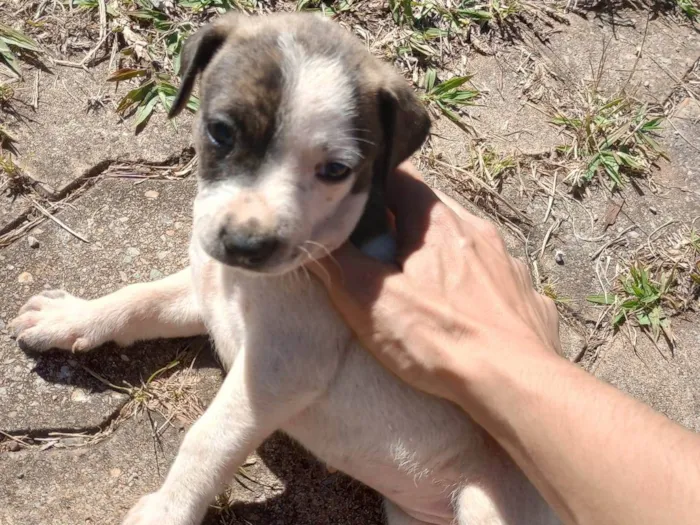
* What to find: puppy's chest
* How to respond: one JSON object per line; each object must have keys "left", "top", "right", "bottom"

{"left": 191, "top": 255, "right": 351, "bottom": 371}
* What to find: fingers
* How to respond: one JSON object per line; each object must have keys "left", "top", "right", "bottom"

{"left": 307, "top": 243, "right": 395, "bottom": 307}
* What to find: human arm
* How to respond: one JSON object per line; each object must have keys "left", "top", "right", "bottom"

{"left": 308, "top": 162, "right": 700, "bottom": 525}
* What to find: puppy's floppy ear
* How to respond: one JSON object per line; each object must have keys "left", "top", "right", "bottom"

{"left": 350, "top": 75, "right": 430, "bottom": 252}
{"left": 169, "top": 16, "right": 239, "bottom": 119}
{"left": 375, "top": 75, "right": 431, "bottom": 180}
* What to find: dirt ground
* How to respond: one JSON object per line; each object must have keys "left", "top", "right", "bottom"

{"left": 1, "top": 1, "right": 699, "bottom": 524}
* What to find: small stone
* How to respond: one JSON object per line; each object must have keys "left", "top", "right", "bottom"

{"left": 120, "top": 354, "right": 130, "bottom": 362}
{"left": 110, "top": 468, "right": 122, "bottom": 478}
{"left": 627, "top": 230, "right": 640, "bottom": 239}
{"left": 126, "top": 247, "right": 140, "bottom": 257}
{"left": 27, "top": 236, "right": 40, "bottom": 248}
{"left": 165, "top": 229, "right": 175, "bottom": 236}
{"left": 18, "top": 272, "right": 34, "bottom": 283}
{"left": 16, "top": 472, "right": 24, "bottom": 479}
{"left": 149, "top": 269, "right": 164, "bottom": 280}
{"left": 649, "top": 206, "right": 658, "bottom": 215}
{"left": 8, "top": 441, "right": 21, "bottom": 452}
{"left": 70, "top": 389, "right": 88, "bottom": 402}
{"left": 144, "top": 190, "right": 159, "bottom": 200}
{"left": 554, "top": 250, "right": 564, "bottom": 265}
{"left": 643, "top": 80, "right": 650, "bottom": 88}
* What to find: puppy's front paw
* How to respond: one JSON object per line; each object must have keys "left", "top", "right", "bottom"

{"left": 10, "top": 290, "right": 106, "bottom": 353}
{"left": 123, "top": 492, "right": 197, "bottom": 525}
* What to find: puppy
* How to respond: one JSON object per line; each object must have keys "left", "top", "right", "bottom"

{"left": 11, "top": 13, "right": 560, "bottom": 525}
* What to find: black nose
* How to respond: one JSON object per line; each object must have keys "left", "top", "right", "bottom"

{"left": 219, "top": 228, "right": 279, "bottom": 267}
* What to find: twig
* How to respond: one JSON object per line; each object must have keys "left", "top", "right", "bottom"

{"left": 97, "top": 0, "right": 107, "bottom": 41}
{"left": 666, "top": 118, "right": 700, "bottom": 154}
{"left": 0, "top": 429, "right": 29, "bottom": 446}
{"left": 27, "top": 198, "right": 90, "bottom": 243}
{"left": 431, "top": 158, "right": 532, "bottom": 224}
{"left": 543, "top": 172, "right": 557, "bottom": 223}
{"left": 539, "top": 218, "right": 562, "bottom": 260}
{"left": 32, "top": 71, "right": 39, "bottom": 110}
{"left": 591, "top": 225, "right": 637, "bottom": 260}
{"left": 623, "top": 14, "right": 650, "bottom": 91}
{"left": 53, "top": 59, "right": 89, "bottom": 71}
{"left": 646, "top": 219, "right": 678, "bottom": 255}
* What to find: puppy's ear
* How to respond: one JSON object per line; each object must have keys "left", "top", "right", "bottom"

{"left": 169, "top": 17, "right": 239, "bottom": 118}
{"left": 375, "top": 76, "right": 431, "bottom": 180}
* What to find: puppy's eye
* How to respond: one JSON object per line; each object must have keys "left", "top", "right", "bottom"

{"left": 316, "top": 162, "right": 352, "bottom": 182}
{"left": 207, "top": 120, "right": 235, "bottom": 149}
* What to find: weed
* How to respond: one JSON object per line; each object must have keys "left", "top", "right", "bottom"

{"left": 108, "top": 68, "right": 199, "bottom": 130}
{"left": 0, "top": 23, "right": 42, "bottom": 77}
{"left": 421, "top": 68, "right": 480, "bottom": 129}
{"left": 541, "top": 279, "right": 571, "bottom": 305}
{"left": 0, "top": 153, "right": 29, "bottom": 196}
{"left": 179, "top": 0, "right": 255, "bottom": 13}
{"left": 296, "top": 0, "right": 354, "bottom": 15}
{"left": 0, "top": 83, "right": 13, "bottom": 105}
{"left": 676, "top": 0, "right": 700, "bottom": 21}
{"left": 587, "top": 264, "right": 676, "bottom": 342}
{"left": 553, "top": 92, "right": 666, "bottom": 190}
{"left": 467, "top": 144, "right": 516, "bottom": 187}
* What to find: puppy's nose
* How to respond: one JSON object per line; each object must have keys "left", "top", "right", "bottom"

{"left": 219, "top": 228, "right": 279, "bottom": 267}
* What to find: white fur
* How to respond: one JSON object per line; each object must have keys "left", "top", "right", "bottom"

{"left": 10, "top": 33, "right": 560, "bottom": 525}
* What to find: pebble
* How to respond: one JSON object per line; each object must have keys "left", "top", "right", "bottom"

{"left": 27, "top": 236, "right": 40, "bottom": 249}
{"left": 643, "top": 80, "right": 650, "bottom": 88}
{"left": 150, "top": 269, "right": 164, "bottom": 280}
{"left": 70, "top": 389, "right": 88, "bottom": 402}
{"left": 16, "top": 472, "right": 24, "bottom": 480}
{"left": 627, "top": 230, "right": 640, "bottom": 239}
{"left": 110, "top": 468, "right": 122, "bottom": 478}
{"left": 18, "top": 272, "right": 34, "bottom": 283}
{"left": 144, "top": 190, "right": 159, "bottom": 200}
{"left": 120, "top": 354, "right": 130, "bottom": 362}
{"left": 649, "top": 206, "right": 658, "bottom": 215}
{"left": 554, "top": 250, "right": 565, "bottom": 265}
{"left": 126, "top": 247, "right": 140, "bottom": 257}
{"left": 8, "top": 441, "right": 21, "bottom": 452}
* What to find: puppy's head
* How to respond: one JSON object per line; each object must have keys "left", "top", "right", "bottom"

{"left": 171, "top": 13, "right": 430, "bottom": 274}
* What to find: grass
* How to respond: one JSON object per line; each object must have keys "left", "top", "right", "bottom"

{"left": 108, "top": 68, "right": 200, "bottom": 131}
{"left": 421, "top": 68, "right": 480, "bottom": 129}
{"left": 466, "top": 144, "right": 516, "bottom": 187}
{"left": 588, "top": 264, "right": 676, "bottom": 342}
{"left": 296, "top": 0, "right": 355, "bottom": 15}
{"left": 0, "top": 153, "right": 28, "bottom": 196}
{"left": 0, "top": 83, "right": 14, "bottom": 104}
{"left": 0, "top": 22, "right": 42, "bottom": 77}
{"left": 676, "top": 0, "right": 700, "bottom": 21}
{"left": 552, "top": 92, "right": 666, "bottom": 191}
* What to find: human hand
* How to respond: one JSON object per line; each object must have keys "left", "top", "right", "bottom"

{"left": 308, "top": 162, "right": 561, "bottom": 406}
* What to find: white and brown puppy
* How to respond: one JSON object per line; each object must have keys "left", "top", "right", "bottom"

{"left": 10, "top": 13, "right": 559, "bottom": 525}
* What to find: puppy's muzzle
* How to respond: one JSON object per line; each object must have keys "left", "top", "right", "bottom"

{"left": 218, "top": 225, "right": 280, "bottom": 269}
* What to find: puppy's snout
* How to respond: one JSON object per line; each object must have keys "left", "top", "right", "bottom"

{"left": 219, "top": 226, "right": 280, "bottom": 267}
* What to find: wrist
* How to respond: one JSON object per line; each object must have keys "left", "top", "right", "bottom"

{"left": 446, "top": 341, "right": 567, "bottom": 435}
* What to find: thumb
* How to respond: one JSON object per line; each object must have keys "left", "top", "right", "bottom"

{"left": 307, "top": 242, "right": 396, "bottom": 316}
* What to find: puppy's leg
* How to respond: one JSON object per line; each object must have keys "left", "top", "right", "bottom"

{"left": 122, "top": 351, "right": 316, "bottom": 525}
{"left": 10, "top": 269, "right": 205, "bottom": 353}
{"left": 384, "top": 500, "right": 432, "bottom": 525}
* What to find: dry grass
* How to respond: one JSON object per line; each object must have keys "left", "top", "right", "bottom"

{"left": 552, "top": 90, "right": 666, "bottom": 191}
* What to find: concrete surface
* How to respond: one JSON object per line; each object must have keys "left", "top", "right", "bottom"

{"left": 0, "top": 177, "right": 197, "bottom": 432}
{"left": 1, "top": 3, "right": 699, "bottom": 525}
{"left": 4, "top": 61, "right": 193, "bottom": 198}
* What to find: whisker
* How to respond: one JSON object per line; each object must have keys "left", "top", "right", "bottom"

{"left": 299, "top": 244, "right": 332, "bottom": 286}
{"left": 303, "top": 240, "right": 343, "bottom": 284}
